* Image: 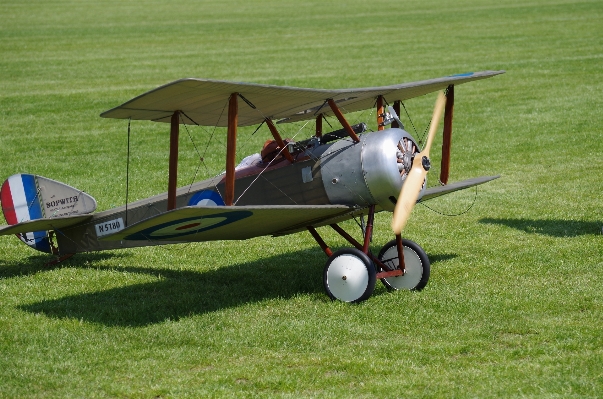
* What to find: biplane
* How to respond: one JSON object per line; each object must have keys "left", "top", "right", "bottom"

{"left": 0, "top": 70, "right": 504, "bottom": 302}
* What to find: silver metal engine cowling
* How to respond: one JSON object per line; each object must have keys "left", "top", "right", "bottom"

{"left": 319, "top": 137, "right": 371, "bottom": 207}
{"left": 361, "top": 128, "right": 423, "bottom": 212}
{"left": 319, "top": 128, "right": 423, "bottom": 211}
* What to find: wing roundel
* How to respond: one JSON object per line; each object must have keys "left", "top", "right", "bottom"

{"left": 99, "top": 205, "right": 353, "bottom": 242}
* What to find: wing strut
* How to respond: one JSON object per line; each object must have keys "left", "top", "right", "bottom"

{"left": 167, "top": 111, "right": 180, "bottom": 211}
{"left": 327, "top": 99, "right": 360, "bottom": 143}
{"left": 376, "top": 95, "right": 385, "bottom": 131}
{"left": 392, "top": 100, "right": 401, "bottom": 129}
{"left": 440, "top": 85, "right": 454, "bottom": 185}
{"left": 225, "top": 93, "right": 238, "bottom": 206}
{"left": 315, "top": 114, "right": 323, "bottom": 138}
{"left": 307, "top": 226, "right": 333, "bottom": 257}
{"left": 265, "top": 118, "right": 295, "bottom": 163}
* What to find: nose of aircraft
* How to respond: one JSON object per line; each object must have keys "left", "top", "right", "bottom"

{"left": 392, "top": 91, "right": 446, "bottom": 235}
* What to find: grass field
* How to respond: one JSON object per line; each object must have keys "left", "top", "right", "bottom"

{"left": 1, "top": 0, "right": 602, "bottom": 397}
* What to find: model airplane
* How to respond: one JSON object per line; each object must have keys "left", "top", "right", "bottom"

{"left": 0, "top": 70, "right": 504, "bottom": 302}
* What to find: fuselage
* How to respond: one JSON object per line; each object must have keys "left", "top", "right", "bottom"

{"left": 55, "top": 127, "right": 422, "bottom": 254}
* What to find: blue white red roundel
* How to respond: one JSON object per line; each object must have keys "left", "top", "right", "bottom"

{"left": 188, "top": 190, "right": 225, "bottom": 207}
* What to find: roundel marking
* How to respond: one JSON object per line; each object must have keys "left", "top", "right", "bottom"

{"left": 188, "top": 190, "right": 225, "bottom": 207}
{"left": 176, "top": 223, "right": 201, "bottom": 231}
{"left": 147, "top": 217, "right": 228, "bottom": 238}
{"left": 123, "top": 210, "right": 253, "bottom": 241}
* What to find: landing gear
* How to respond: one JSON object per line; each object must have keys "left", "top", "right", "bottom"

{"left": 378, "top": 239, "right": 430, "bottom": 291}
{"left": 309, "top": 205, "right": 431, "bottom": 303}
{"left": 323, "top": 248, "right": 376, "bottom": 303}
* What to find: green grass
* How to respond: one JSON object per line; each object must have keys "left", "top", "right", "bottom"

{"left": 1, "top": 0, "right": 603, "bottom": 397}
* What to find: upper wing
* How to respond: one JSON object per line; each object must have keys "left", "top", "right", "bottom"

{"left": 420, "top": 175, "right": 500, "bottom": 202}
{"left": 100, "top": 71, "right": 504, "bottom": 127}
{"left": 0, "top": 215, "right": 93, "bottom": 236}
{"left": 99, "top": 205, "right": 354, "bottom": 242}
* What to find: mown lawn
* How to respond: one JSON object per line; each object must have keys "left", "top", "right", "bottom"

{"left": 1, "top": 0, "right": 602, "bottom": 397}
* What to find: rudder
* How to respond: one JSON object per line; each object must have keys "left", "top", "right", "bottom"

{"left": 0, "top": 174, "right": 96, "bottom": 253}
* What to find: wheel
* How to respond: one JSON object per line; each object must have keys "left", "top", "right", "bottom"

{"left": 323, "top": 248, "right": 376, "bottom": 303}
{"left": 377, "top": 239, "right": 430, "bottom": 291}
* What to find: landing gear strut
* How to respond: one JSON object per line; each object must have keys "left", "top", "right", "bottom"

{"left": 308, "top": 205, "right": 430, "bottom": 303}
{"left": 378, "top": 238, "right": 430, "bottom": 291}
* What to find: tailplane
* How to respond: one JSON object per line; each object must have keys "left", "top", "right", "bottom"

{"left": 0, "top": 174, "right": 96, "bottom": 253}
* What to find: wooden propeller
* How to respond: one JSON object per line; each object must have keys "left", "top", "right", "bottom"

{"left": 391, "top": 91, "right": 447, "bottom": 234}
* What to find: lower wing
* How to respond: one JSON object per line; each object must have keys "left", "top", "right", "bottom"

{"left": 99, "top": 205, "right": 354, "bottom": 243}
{"left": 420, "top": 175, "right": 500, "bottom": 202}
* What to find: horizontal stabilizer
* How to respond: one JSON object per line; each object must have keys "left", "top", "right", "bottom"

{"left": 1, "top": 173, "right": 97, "bottom": 253}
{"left": 100, "top": 205, "right": 353, "bottom": 242}
{"left": 0, "top": 215, "right": 93, "bottom": 237}
{"left": 420, "top": 175, "right": 500, "bottom": 202}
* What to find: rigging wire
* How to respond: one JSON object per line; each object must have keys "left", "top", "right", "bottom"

{"left": 180, "top": 111, "right": 202, "bottom": 156}
{"left": 180, "top": 103, "right": 230, "bottom": 196}
{"left": 313, "top": 99, "right": 329, "bottom": 116}
{"left": 162, "top": 94, "right": 431, "bottom": 216}
{"left": 400, "top": 101, "right": 429, "bottom": 145}
{"left": 125, "top": 117, "right": 131, "bottom": 227}
{"left": 234, "top": 119, "right": 311, "bottom": 205}
{"left": 251, "top": 120, "right": 266, "bottom": 135}
{"left": 229, "top": 94, "right": 314, "bottom": 205}
{"left": 202, "top": 100, "right": 228, "bottom": 165}
{"left": 418, "top": 185, "right": 479, "bottom": 217}
{"left": 178, "top": 111, "right": 207, "bottom": 194}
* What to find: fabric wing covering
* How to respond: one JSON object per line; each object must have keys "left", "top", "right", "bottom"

{"left": 100, "top": 71, "right": 504, "bottom": 127}
{"left": 99, "top": 205, "right": 353, "bottom": 242}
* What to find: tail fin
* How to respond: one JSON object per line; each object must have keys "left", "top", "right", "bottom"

{"left": 0, "top": 174, "right": 96, "bottom": 253}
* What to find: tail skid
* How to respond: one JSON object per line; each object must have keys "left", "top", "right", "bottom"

{"left": 0, "top": 174, "right": 96, "bottom": 253}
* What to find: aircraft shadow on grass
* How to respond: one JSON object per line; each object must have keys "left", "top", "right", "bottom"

{"left": 0, "top": 252, "right": 128, "bottom": 279}
{"left": 13, "top": 248, "right": 454, "bottom": 327}
{"left": 479, "top": 218, "right": 601, "bottom": 237}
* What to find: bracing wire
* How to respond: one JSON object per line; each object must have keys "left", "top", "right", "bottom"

{"left": 419, "top": 185, "right": 479, "bottom": 217}
{"left": 178, "top": 107, "right": 228, "bottom": 195}
{"left": 170, "top": 95, "right": 422, "bottom": 213}
{"left": 229, "top": 94, "right": 312, "bottom": 205}
{"left": 202, "top": 100, "right": 229, "bottom": 165}
{"left": 125, "top": 117, "right": 131, "bottom": 227}
{"left": 234, "top": 119, "right": 312, "bottom": 205}
{"left": 179, "top": 111, "right": 206, "bottom": 194}
{"left": 401, "top": 101, "right": 430, "bottom": 145}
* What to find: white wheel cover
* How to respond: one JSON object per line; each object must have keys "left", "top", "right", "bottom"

{"left": 382, "top": 246, "right": 423, "bottom": 290}
{"left": 326, "top": 254, "right": 369, "bottom": 302}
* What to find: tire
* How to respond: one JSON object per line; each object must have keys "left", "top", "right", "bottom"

{"left": 377, "top": 239, "right": 430, "bottom": 291}
{"left": 323, "top": 248, "right": 377, "bottom": 303}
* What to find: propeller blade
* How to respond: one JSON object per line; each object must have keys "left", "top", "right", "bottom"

{"left": 391, "top": 91, "right": 446, "bottom": 234}
{"left": 391, "top": 157, "right": 429, "bottom": 234}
